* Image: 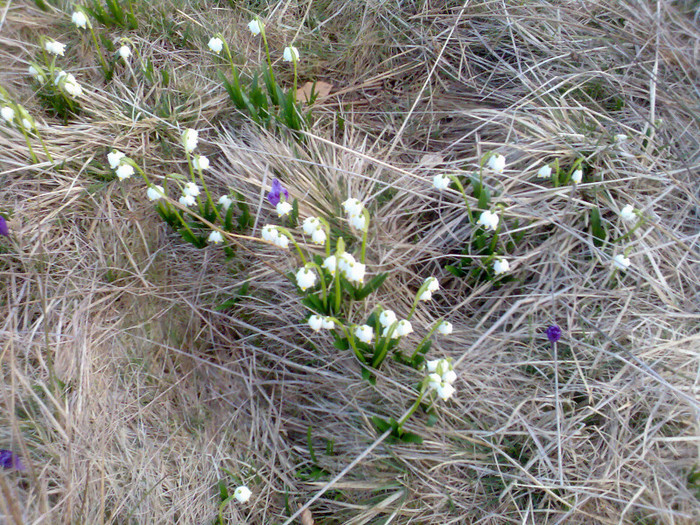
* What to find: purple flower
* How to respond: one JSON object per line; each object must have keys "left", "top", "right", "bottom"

{"left": 0, "top": 215, "right": 8, "bottom": 237}
{"left": 546, "top": 325, "right": 561, "bottom": 343}
{"left": 267, "top": 179, "right": 288, "bottom": 206}
{"left": 0, "top": 449, "right": 25, "bottom": 471}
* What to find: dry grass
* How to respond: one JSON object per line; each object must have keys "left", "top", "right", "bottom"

{"left": 1, "top": 0, "right": 699, "bottom": 523}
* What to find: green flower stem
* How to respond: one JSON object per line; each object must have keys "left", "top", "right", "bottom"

{"left": 195, "top": 165, "right": 224, "bottom": 225}
{"left": 614, "top": 216, "right": 645, "bottom": 243}
{"left": 292, "top": 56, "right": 298, "bottom": 105}
{"left": 124, "top": 158, "right": 152, "bottom": 186}
{"left": 87, "top": 25, "right": 110, "bottom": 77}
{"left": 17, "top": 122, "right": 38, "bottom": 164}
{"left": 305, "top": 262, "right": 327, "bottom": 309}
{"left": 408, "top": 319, "right": 443, "bottom": 361}
{"left": 449, "top": 175, "right": 474, "bottom": 223}
{"left": 371, "top": 322, "right": 397, "bottom": 368}
{"left": 345, "top": 326, "right": 367, "bottom": 364}
{"left": 35, "top": 129, "right": 53, "bottom": 163}
{"left": 397, "top": 386, "right": 429, "bottom": 429}
{"left": 259, "top": 24, "right": 273, "bottom": 72}
{"left": 359, "top": 209, "right": 370, "bottom": 264}
{"left": 277, "top": 227, "right": 307, "bottom": 265}
{"left": 407, "top": 281, "right": 431, "bottom": 320}
{"left": 488, "top": 224, "right": 501, "bottom": 254}
{"left": 333, "top": 270, "right": 342, "bottom": 314}
{"left": 222, "top": 40, "right": 239, "bottom": 86}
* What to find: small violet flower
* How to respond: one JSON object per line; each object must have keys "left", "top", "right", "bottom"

{"left": 0, "top": 216, "right": 9, "bottom": 237}
{"left": 0, "top": 449, "right": 25, "bottom": 471}
{"left": 546, "top": 325, "right": 561, "bottom": 343}
{"left": 267, "top": 179, "right": 288, "bottom": 206}
{"left": 233, "top": 486, "right": 252, "bottom": 503}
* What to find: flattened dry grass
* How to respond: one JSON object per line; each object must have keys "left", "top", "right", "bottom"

{"left": 1, "top": 0, "right": 699, "bottom": 524}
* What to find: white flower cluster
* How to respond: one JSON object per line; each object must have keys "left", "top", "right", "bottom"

{"left": 342, "top": 197, "right": 368, "bottom": 232}
{"left": 426, "top": 358, "right": 457, "bottom": 401}
{"left": 179, "top": 182, "right": 200, "bottom": 206}
{"left": 302, "top": 217, "right": 326, "bottom": 245}
{"left": 379, "top": 309, "right": 413, "bottom": 339}
{"left": 261, "top": 224, "right": 289, "bottom": 248}
{"left": 108, "top": 150, "right": 134, "bottom": 181}
{"left": 54, "top": 70, "right": 82, "bottom": 97}
{"left": 418, "top": 276, "right": 439, "bottom": 301}
{"left": 322, "top": 252, "right": 365, "bottom": 284}
{"left": 308, "top": 314, "right": 335, "bottom": 331}
{"left": 45, "top": 40, "right": 66, "bottom": 56}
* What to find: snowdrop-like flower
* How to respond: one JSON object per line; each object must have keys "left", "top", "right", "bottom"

{"left": 276, "top": 201, "right": 293, "bottom": 217}
{"left": 437, "top": 321, "right": 453, "bottom": 335}
{"left": 261, "top": 224, "right": 278, "bottom": 242}
{"left": 248, "top": 19, "right": 263, "bottom": 35}
{"left": 183, "top": 182, "right": 200, "bottom": 197}
{"left": 311, "top": 227, "right": 326, "bottom": 245}
{"left": 338, "top": 252, "right": 356, "bottom": 274}
{"left": 493, "top": 258, "right": 510, "bottom": 275}
{"left": 395, "top": 319, "right": 413, "bottom": 337}
{"left": 477, "top": 210, "right": 499, "bottom": 231}
{"left": 22, "top": 118, "right": 33, "bottom": 130}
{"left": 425, "top": 277, "right": 439, "bottom": 293}
{"left": 308, "top": 314, "right": 323, "bottom": 331}
{"left": 345, "top": 260, "right": 366, "bottom": 284}
{"left": 275, "top": 234, "right": 289, "bottom": 249}
{"left": 349, "top": 213, "right": 367, "bottom": 231}
{"left": 436, "top": 382, "right": 456, "bottom": 400}
{"left": 118, "top": 46, "right": 131, "bottom": 60}
{"left": 342, "top": 198, "right": 364, "bottom": 217}
{"left": 108, "top": 150, "right": 125, "bottom": 169}
{"left": 614, "top": 134, "right": 627, "bottom": 143}
{"left": 147, "top": 185, "right": 165, "bottom": 201}
{"left": 322, "top": 317, "right": 335, "bottom": 329}
{"left": 487, "top": 153, "right": 506, "bottom": 173}
{"left": 218, "top": 195, "right": 233, "bottom": 210}
{"left": 571, "top": 169, "right": 583, "bottom": 184}
{"left": 208, "top": 231, "right": 224, "bottom": 244}
{"left": 355, "top": 325, "right": 373, "bottom": 344}
{"left": 233, "top": 486, "right": 252, "bottom": 504}
{"left": 613, "top": 254, "right": 631, "bottom": 271}
{"left": 45, "top": 40, "right": 66, "bottom": 56}
{"left": 537, "top": 165, "right": 552, "bottom": 179}
{"left": 379, "top": 310, "right": 397, "bottom": 328}
{"left": 296, "top": 268, "right": 317, "bottom": 291}
{"left": 193, "top": 155, "right": 209, "bottom": 171}
{"left": 28, "top": 65, "right": 44, "bottom": 81}
{"left": 1, "top": 107, "right": 15, "bottom": 123}
{"left": 418, "top": 289, "right": 432, "bottom": 301}
{"left": 433, "top": 173, "right": 451, "bottom": 190}
{"left": 208, "top": 37, "right": 223, "bottom": 54}
{"left": 620, "top": 204, "right": 636, "bottom": 222}
{"left": 56, "top": 73, "right": 82, "bottom": 97}
{"left": 71, "top": 11, "right": 88, "bottom": 29}
{"left": 182, "top": 128, "right": 198, "bottom": 153}
{"left": 116, "top": 163, "right": 134, "bottom": 181}
{"left": 64, "top": 79, "right": 82, "bottom": 97}
{"left": 283, "top": 46, "right": 299, "bottom": 62}
{"left": 302, "top": 217, "right": 320, "bottom": 235}
{"left": 179, "top": 194, "right": 196, "bottom": 206}
{"left": 322, "top": 255, "right": 337, "bottom": 275}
